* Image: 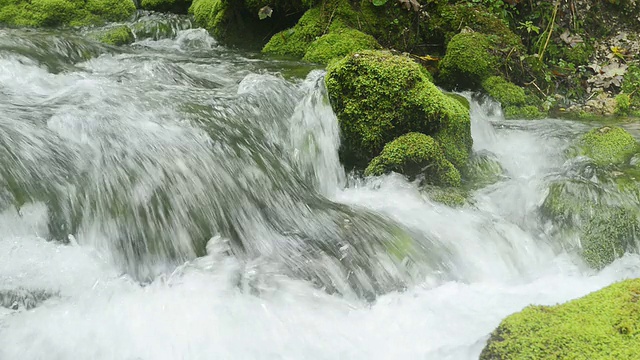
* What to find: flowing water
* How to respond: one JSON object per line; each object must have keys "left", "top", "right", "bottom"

{"left": 1, "top": 15, "right": 640, "bottom": 360}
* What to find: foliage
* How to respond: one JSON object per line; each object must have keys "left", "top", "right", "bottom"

{"left": 0, "top": 0, "right": 135, "bottom": 27}
{"left": 325, "top": 50, "right": 471, "bottom": 170}
{"left": 365, "top": 132, "right": 461, "bottom": 187}
{"left": 438, "top": 32, "right": 497, "bottom": 90}
{"left": 481, "top": 278, "right": 640, "bottom": 359}
{"left": 582, "top": 208, "right": 639, "bottom": 269}
{"left": 615, "top": 93, "right": 631, "bottom": 115}
{"left": 190, "top": 0, "right": 229, "bottom": 39}
{"left": 504, "top": 105, "right": 545, "bottom": 119}
{"left": 303, "top": 27, "right": 381, "bottom": 64}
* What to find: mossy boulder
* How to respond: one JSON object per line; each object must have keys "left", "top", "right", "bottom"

{"left": 0, "top": 0, "right": 135, "bottom": 27}
{"left": 438, "top": 31, "right": 497, "bottom": 90}
{"left": 577, "top": 126, "right": 639, "bottom": 166}
{"left": 481, "top": 278, "right": 640, "bottom": 360}
{"left": 325, "top": 50, "right": 472, "bottom": 171}
{"left": 365, "top": 133, "right": 461, "bottom": 187}
{"left": 482, "top": 76, "right": 526, "bottom": 108}
{"left": 140, "top": 0, "right": 192, "bottom": 13}
{"left": 190, "top": 0, "right": 228, "bottom": 40}
{"left": 262, "top": 7, "right": 324, "bottom": 57}
{"left": 462, "top": 151, "right": 505, "bottom": 189}
{"left": 303, "top": 27, "right": 380, "bottom": 64}
{"left": 503, "top": 105, "right": 545, "bottom": 119}
{"left": 94, "top": 25, "right": 134, "bottom": 46}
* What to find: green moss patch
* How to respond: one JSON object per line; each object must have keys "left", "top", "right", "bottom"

{"left": 578, "top": 126, "right": 639, "bottom": 166}
{"left": 95, "top": 25, "right": 134, "bottom": 46}
{"left": 303, "top": 27, "right": 380, "bottom": 64}
{"left": 438, "top": 32, "right": 497, "bottom": 90}
{"left": 140, "top": 0, "right": 192, "bottom": 13}
{"left": 0, "top": 0, "right": 135, "bottom": 27}
{"left": 481, "top": 278, "right": 640, "bottom": 359}
{"left": 262, "top": 7, "right": 325, "bottom": 57}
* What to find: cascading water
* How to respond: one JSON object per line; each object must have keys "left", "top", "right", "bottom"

{"left": 1, "top": 16, "right": 640, "bottom": 359}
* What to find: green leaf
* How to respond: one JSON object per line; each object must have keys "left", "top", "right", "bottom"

{"left": 372, "top": 0, "right": 388, "bottom": 6}
{"left": 258, "top": 6, "right": 273, "bottom": 20}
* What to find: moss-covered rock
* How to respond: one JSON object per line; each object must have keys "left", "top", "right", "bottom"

{"left": 582, "top": 208, "right": 639, "bottom": 269}
{"left": 438, "top": 31, "right": 497, "bottom": 90}
{"left": 190, "top": 0, "right": 228, "bottom": 39}
{"left": 577, "top": 126, "right": 639, "bottom": 166}
{"left": 303, "top": 27, "right": 380, "bottom": 64}
{"left": 262, "top": 7, "right": 325, "bottom": 57}
{"left": 422, "top": 185, "right": 467, "bottom": 207}
{"left": 140, "top": 0, "right": 192, "bottom": 13}
{"left": 365, "top": 133, "right": 461, "bottom": 187}
{"left": 326, "top": 50, "right": 472, "bottom": 170}
{"left": 95, "top": 25, "right": 134, "bottom": 46}
{"left": 0, "top": 0, "right": 135, "bottom": 27}
{"left": 462, "top": 151, "right": 505, "bottom": 189}
{"left": 482, "top": 76, "right": 526, "bottom": 107}
{"left": 481, "top": 278, "right": 640, "bottom": 360}
{"left": 503, "top": 105, "right": 546, "bottom": 119}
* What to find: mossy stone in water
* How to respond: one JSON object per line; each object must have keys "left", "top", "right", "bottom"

{"left": 325, "top": 50, "right": 471, "bottom": 170}
{"left": 481, "top": 278, "right": 640, "bottom": 359}
{"left": 96, "top": 25, "right": 134, "bottom": 46}
{"left": 365, "top": 132, "right": 461, "bottom": 187}
{"left": 140, "top": 0, "right": 192, "bottom": 13}
{"left": 578, "top": 126, "right": 639, "bottom": 166}
{"left": 482, "top": 76, "right": 525, "bottom": 108}
{"left": 303, "top": 27, "right": 380, "bottom": 65}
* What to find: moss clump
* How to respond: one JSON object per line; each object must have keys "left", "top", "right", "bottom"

{"left": 262, "top": 7, "right": 325, "bottom": 57}
{"left": 616, "top": 93, "right": 632, "bottom": 115}
{"left": 190, "top": 0, "right": 229, "bottom": 40}
{"left": 503, "top": 105, "right": 546, "bottom": 119}
{"left": 482, "top": 76, "right": 526, "bottom": 107}
{"left": 578, "top": 126, "right": 639, "bottom": 166}
{"left": 96, "top": 25, "right": 134, "bottom": 46}
{"left": 0, "top": 0, "right": 135, "bottom": 27}
{"left": 325, "top": 50, "right": 472, "bottom": 170}
{"left": 438, "top": 32, "right": 497, "bottom": 90}
{"left": 365, "top": 133, "right": 461, "bottom": 187}
{"left": 140, "top": 0, "right": 191, "bottom": 13}
{"left": 303, "top": 27, "right": 380, "bottom": 64}
{"left": 481, "top": 278, "right": 640, "bottom": 360}
{"left": 423, "top": 186, "right": 467, "bottom": 207}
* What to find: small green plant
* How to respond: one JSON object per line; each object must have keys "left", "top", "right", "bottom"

{"left": 518, "top": 21, "right": 540, "bottom": 35}
{"left": 615, "top": 93, "right": 631, "bottom": 115}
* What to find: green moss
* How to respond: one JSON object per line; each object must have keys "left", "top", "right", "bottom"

{"left": 365, "top": 133, "right": 461, "bottom": 187}
{"left": 503, "top": 105, "right": 546, "bottom": 119}
{"left": 190, "top": 0, "right": 228, "bottom": 39}
{"left": 438, "top": 32, "right": 497, "bottom": 90}
{"left": 303, "top": 27, "right": 380, "bottom": 64}
{"left": 578, "top": 126, "right": 639, "bottom": 166}
{"left": 563, "top": 43, "right": 594, "bottom": 66}
{"left": 96, "top": 25, "right": 134, "bottom": 46}
{"left": 582, "top": 209, "right": 639, "bottom": 269}
{"left": 423, "top": 185, "right": 467, "bottom": 207}
{"left": 462, "top": 151, "right": 505, "bottom": 189}
{"left": 481, "top": 278, "right": 640, "bottom": 360}
{"left": 616, "top": 93, "right": 632, "bottom": 115}
{"left": 262, "top": 7, "right": 325, "bottom": 57}
{"left": 0, "top": 0, "right": 135, "bottom": 27}
{"left": 325, "top": 50, "right": 471, "bottom": 170}
{"left": 140, "top": 0, "right": 191, "bottom": 13}
{"left": 445, "top": 93, "right": 470, "bottom": 110}
{"left": 482, "top": 76, "right": 526, "bottom": 107}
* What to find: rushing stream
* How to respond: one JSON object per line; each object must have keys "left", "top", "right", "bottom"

{"left": 1, "top": 15, "right": 640, "bottom": 359}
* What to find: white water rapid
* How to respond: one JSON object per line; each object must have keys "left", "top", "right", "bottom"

{"left": 1, "top": 18, "right": 639, "bottom": 360}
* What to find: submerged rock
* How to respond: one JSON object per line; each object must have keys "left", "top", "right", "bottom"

{"left": 0, "top": 0, "right": 136, "bottom": 27}
{"left": 325, "top": 50, "right": 471, "bottom": 172}
{"left": 540, "top": 127, "right": 640, "bottom": 268}
{"left": 481, "top": 278, "right": 640, "bottom": 359}
{"left": 93, "top": 25, "right": 135, "bottom": 46}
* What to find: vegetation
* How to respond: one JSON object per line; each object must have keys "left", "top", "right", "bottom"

{"left": 0, "top": 0, "right": 135, "bottom": 27}
{"left": 481, "top": 278, "right": 640, "bottom": 360}
{"left": 140, "top": 0, "right": 192, "bottom": 13}
{"left": 96, "top": 25, "right": 134, "bottom": 46}
{"left": 365, "top": 132, "right": 461, "bottom": 187}
{"left": 325, "top": 50, "right": 471, "bottom": 171}
{"left": 438, "top": 32, "right": 496, "bottom": 90}
{"left": 303, "top": 27, "right": 380, "bottom": 64}
{"left": 577, "top": 126, "right": 638, "bottom": 166}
